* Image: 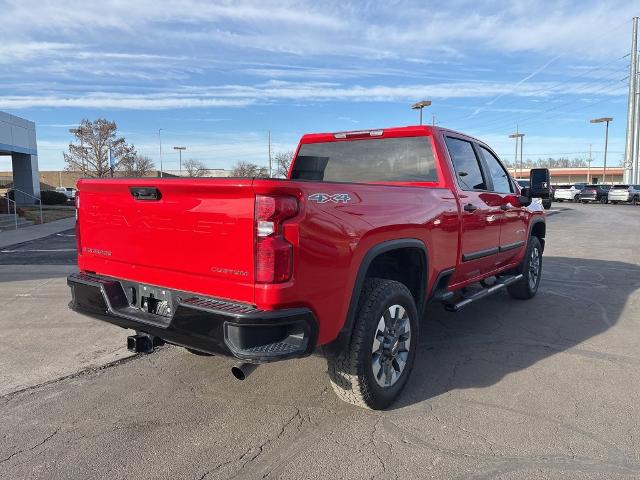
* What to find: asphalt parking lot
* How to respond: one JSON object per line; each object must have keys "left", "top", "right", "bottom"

{"left": 0, "top": 229, "right": 76, "bottom": 265}
{"left": 1, "top": 203, "right": 640, "bottom": 479}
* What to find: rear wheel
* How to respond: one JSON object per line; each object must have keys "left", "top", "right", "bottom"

{"left": 542, "top": 198, "right": 551, "bottom": 210}
{"left": 507, "top": 236, "right": 543, "bottom": 300}
{"left": 633, "top": 196, "right": 639, "bottom": 206}
{"left": 326, "top": 278, "right": 418, "bottom": 410}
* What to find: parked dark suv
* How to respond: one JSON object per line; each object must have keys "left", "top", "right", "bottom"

{"left": 580, "top": 184, "right": 610, "bottom": 204}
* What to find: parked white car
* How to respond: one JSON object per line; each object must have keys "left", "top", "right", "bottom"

{"left": 553, "top": 184, "right": 586, "bottom": 202}
{"left": 608, "top": 185, "right": 640, "bottom": 205}
{"left": 55, "top": 187, "right": 77, "bottom": 200}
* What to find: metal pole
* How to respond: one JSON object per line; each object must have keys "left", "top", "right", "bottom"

{"left": 603, "top": 120, "right": 610, "bottom": 184}
{"left": 520, "top": 135, "right": 524, "bottom": 179}
{"left": 268, "top": 130, "right": 272, "bottom": 177}
{"left": 588, "top": 144, "right": 592, "bottom": 183}
{"left": 514, "top": 133, "right": 519, "bottom": 178}
{"left": 179, "top": 149, "right": 182, "bottom": 174}
{"left": 158, "top": 129, "right": 163, "bottom": 178}
{"left": 419, "top": 109, "right": 423, "bottom": 126}
{"left": 625, "top": 18, "right": 638, "bottom": 184}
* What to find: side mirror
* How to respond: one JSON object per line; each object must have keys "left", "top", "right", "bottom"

{"left": 517, "top": 194, "right": 532, "bottom": 207}
{"left": 529, "top": 168, "right": 551, "bottom": 199}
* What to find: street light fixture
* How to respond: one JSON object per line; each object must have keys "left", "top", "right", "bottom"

{"left": 173, "top": 146, "right": 186, "bottom": 175}
{"left": 411, "top": 100, "right": 432, "bottom": 126}
{"left": 590, "top": 117, "right": 613, "bottom": 184}
{"left": 509, "top": 131, "right": 525, "bottom": 179}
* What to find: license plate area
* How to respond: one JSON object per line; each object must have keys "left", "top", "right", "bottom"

{"left": 121, "top": 281, "right": 177, "bottom": 319}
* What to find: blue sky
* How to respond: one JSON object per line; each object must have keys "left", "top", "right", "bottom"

{"left": 0, "top": 0, "right": 637, "bottom": 172}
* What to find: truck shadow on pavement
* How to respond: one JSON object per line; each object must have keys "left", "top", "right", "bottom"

{"left": 394, "top": 255, "right": 640, "bottom": 409}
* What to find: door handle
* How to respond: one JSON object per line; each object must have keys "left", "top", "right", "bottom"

{"left": 463, "top": 203, "right": 478, "bottom": 212}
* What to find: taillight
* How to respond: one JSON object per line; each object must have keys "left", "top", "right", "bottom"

{"left": 255, "top": 195, "right": 298, "bottom": 283}
{"left": 75, "top": 192, "right": 81, "bottom": 255}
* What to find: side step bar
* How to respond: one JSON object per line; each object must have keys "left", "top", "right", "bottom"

{"left": 442, "top": 274, "right": 523, "bottom": 312}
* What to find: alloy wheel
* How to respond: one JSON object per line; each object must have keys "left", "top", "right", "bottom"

{"left": 371, "top": 304, "right": 411, "bottom": 388}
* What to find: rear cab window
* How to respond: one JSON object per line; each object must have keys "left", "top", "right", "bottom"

{"left": 291, "top": 136, "right": 438, "bottom": 183}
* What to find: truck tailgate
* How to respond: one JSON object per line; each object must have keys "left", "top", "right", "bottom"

{"left": 77, "top": 178, "right": 256, "bottom": 304}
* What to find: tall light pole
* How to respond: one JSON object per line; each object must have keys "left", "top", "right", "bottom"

{"left": 591, "top": 117, "right": 613, "bottom": 184}
{"left": 268, "top": 130, "right": 272, "bottom": 178}
{"left": 173, "top": 146, "right": 186, "bottom": 175}
{"left": 587, "top": 144, "right": 592, "bottom": 183}
{"left": 158, "top": 128, "right": 164, "bottom": 178}
{"left": 509, "top": 130, "right": 525, "bottom": 179}
{"left": 411, "top": 100, "right": 432, "bottom": 126}
{"left": 69, "top": 125, "right": 86, "bottom": 175}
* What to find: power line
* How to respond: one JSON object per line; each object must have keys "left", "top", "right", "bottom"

{"left": 467, "top": 74, "right": 628, "bottom": 135}
{"left": 461, "top": 53, "right": 630, "bottom": 128}
{"left": 463, "top": 63, "right": 629, "bottom": 133}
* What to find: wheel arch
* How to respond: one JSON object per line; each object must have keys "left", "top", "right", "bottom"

{"left": 529, "top": 218, "right": 546, "bottom": 253}
{"left": 323, "top": 238, "right": 428, "bottom": 355}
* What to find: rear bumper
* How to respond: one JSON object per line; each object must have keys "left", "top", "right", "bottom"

{"left": 580, "top": 194, "right": 598, "bottom": 201}
{"left": 554, "top": 193, "right": 574, "bottom": 200}
{"left": 609, "top": 194, "right": 631, "bottom": 202}
{"left": 67, "top": 272, "right": 318, "bottom": 363}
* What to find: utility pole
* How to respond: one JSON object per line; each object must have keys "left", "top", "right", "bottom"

{"left": 509, "top": 128, "right": 524, "bottom": 179}
{"left": 268, "top": 130, "right": 272, "bottom": 178}
{"left": 591, "top": 117, "right": 613, "bottom": 184}
{"left": 158, "top": 128, "right": 164, "bottom": 178}
{"left": 173, "top": 146, "right": 186, "bottom": 175}
{"left": 627, "top": 17, "right": 639, "bottom": 183}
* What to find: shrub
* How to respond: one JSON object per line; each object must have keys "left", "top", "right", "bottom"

{"left": 40, "top": 190, "right": 69, "bottom": 205}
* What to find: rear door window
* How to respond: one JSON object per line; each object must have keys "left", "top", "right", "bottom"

{"left": 479, "top": 146, "right": 513, "bottom": 193}
{"left": 444, "top": 137, "right": 487, "bottom": 191}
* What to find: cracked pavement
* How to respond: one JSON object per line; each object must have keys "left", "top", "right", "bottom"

{"left": 1, "top": 203, "right": 640, "bottom": 479}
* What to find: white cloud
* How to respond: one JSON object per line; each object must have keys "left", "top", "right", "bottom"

{"left": 0, "top": 79, "right": 626, "bottom": 110}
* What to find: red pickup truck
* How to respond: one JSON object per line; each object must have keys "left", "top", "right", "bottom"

{"left": 68, "top": 125, "right": 550, "bottom": 409}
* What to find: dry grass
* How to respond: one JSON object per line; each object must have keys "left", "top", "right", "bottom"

{"left": 21, "top": 207, "right": 76, "bottom": 224}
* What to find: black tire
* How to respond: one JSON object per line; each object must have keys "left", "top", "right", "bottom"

{"left": 612, "top": 201, "right": 619, "bottom": 205}
{"left": 581, "top": 200, "right": 588, "bottom": 204}
{"left": 633, "top": 196, "right": 639, "bottom": 206}
{"left": 573, "top": 194, "right": 580, "bottom": 203}
{"left": 600, "top": 197, "right": 608, "bottom": 204}
{"left": 542, "top": 199, "right": 551, "bottom": 210}
{"left": 507, "top": 236, "right": 543, "bottom": 300}
{"left": 326, "top": 278, "right": 418, "bottom": 410}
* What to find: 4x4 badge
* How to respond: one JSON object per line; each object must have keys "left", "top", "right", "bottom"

{"left": 308, "top": 193, "right": 351, "bottom": 204}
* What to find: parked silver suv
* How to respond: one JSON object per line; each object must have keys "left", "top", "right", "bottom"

{"left": 608, "top": 185, "right": 640, "bottom": 205}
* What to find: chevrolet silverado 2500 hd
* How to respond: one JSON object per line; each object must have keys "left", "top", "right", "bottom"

{"left": 68, "top": 125, "right": 550, "bottom": 409}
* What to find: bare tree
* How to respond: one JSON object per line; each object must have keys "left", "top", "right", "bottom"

{"left": 231, "top": 161, "right": 269, "bottom": 177}
{"left": 183, "top": 158, "right": 207, "bottom": 177}
{"left": 64, "top": 118, "right": 137, "bottom": 177}
{"left": 120, "top": 155, "right": 156, "bottom": 177}
{"left": 273, "top": 150, "right": 294, "bottom": 178}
